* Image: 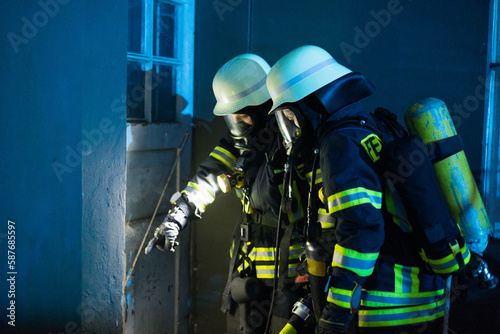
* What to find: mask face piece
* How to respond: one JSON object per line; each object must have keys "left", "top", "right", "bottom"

{"left": 275, "top": 106, "right": 303, "bottom": 150}
{"left": 223, "top": 112, "right": 255, "bottom": 139}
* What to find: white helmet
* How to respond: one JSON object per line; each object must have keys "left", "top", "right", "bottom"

{"left": 213, "top": 54, "right": 271, "bottom": 116}
{"left": 267, "top": 45, "right": 352, "bottom": 113}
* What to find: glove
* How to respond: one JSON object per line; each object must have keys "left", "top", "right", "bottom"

{"left": 145, "top": 206, "right": 188, "bottom": 254}
{"left": 150, "top": 221, "right": 181, "bottom": 253}
{"left": 317, "top": 303, "right": 353, "bottom": 334}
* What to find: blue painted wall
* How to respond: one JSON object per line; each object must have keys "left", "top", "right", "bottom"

{"left": 0, "top": 0, "right": 127, "bottom": 332}
{"left": 80, "top": 2, "right": 127, "bottom": 332}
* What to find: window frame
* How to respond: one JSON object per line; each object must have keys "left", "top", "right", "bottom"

{"left": 127, "top": 0, "right": 194, "bottom": 123}
{"left": 482, "top": 0, "right": 500, "bottom": 237}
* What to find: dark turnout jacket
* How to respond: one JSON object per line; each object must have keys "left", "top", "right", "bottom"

{"left": 316, "top": 103, "right": 448, "bottom": 332}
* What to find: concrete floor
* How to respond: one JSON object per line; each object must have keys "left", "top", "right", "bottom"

{"left": 448, "top": 237, "right": 500, "bottom": 334}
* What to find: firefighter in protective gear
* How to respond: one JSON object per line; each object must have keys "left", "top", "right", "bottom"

{"left": 267, "top": 45, "right": 450, "bottom": 333}
{"left": 146, "top": 54, "right": 314, "bottom": 333}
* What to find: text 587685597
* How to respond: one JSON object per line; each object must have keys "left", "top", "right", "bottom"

{"left": 7, "top": 220, "right": 16, "bottom": 327}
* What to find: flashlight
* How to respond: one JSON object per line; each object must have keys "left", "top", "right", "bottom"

{"left": 217, "top": 172, "right": 245, "bottom": 193}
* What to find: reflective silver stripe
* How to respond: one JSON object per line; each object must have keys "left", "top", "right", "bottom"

{"left": 318, "top": 215, "right": 335, "bottom": 222}
{"left": 255, "top": 264, "right": 298, "bottom": 278}
{"left": 274, "top": 58, "right": 336, "bottom": 96}
{"left": 333, "top": 252, "right": 377, "bottom": 277}
{"left": 254, "top": 249, "right": 274, "bottom": 260}
{"left": 328, "top": 189, "right": 382, "bottom": 212}
{"left": 183, "top": 183, "right": 215, "bottom": 205}
{"left": 332, "top": 245, "right": 378, "bottom": 277}
{"left": 318, "top": 208, "right": 336, "bottom": 229}
{"left": 256, "top": 267, "right": 275, "bottom": 277}
{"left": 210, "top": 146, "right": 237, "bottom": 172}
{"left": 362, "top": 290, "right": 444, "bottom": 306}
{"left": 248, "top": 245, "right": 303, "bottom": 278}
{"left": 219, "top": 76, "right": 267, "bottom": 104}
{"left": 306, "top": 169, "right": 322, "bottom": 186}
{"left": 359, "top": 299, "right": 446, "bottom": 326}
{"left": 289, "top": 247, "right": 303, "bottom": 258}
{"left": 253, "top": 246, "right": 303, "bottom": 261}
{"left": 314, "top": 170, "right": 323, "bottom": 187}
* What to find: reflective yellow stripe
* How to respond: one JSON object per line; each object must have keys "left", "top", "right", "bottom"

{"left": 289, "top": 244, "right": 304, "bottom": 257}
{"left": 295, "top": 163, "right": 305, "bottom": 175}
{"left": 306, "top": 168, "right": 322, "bottom": 186}
{"left": 318, "top": 207, "right": 336, "bottom": 229}
{"left": 327, "top": 187, "right": 382, "bottom": 213}
{"left": 327, "top": 288, "right": 351, "bottom": 309}
{"left": 209, "top": 146, "right": 236, "bottom": 171}
{"left": 320, "top": 222, "right": 336, "bottom": 229}
{"left": 254, "top": 249, "right": 274, "bottom": 261}
{"left": 359, "top": 298, "right": 446, "bottom": 327}
{"left": 332, "top": 244, "right": 378, "bottom": 277}
{"left": 181, "top": 181, "right": 217, "bottom": 211}
{"left": 255, "top": 263, "right": 299, "bottom": 278}
{"left": 236, "top": 244, "right": 303, "bottom": 279}
{"left": 252, "top": 245, "right": 302, "bottom": 262}
{"left": 326, "top": 285, "right": 361, "bottom": 309}
{"left": 422, "top": 243, "right": 471, "bottom": 274}
{"left": 361, "top": 289, "right": 444, "bottom": 308}
{"left": 463, "top": 244, "right": 471, "bottom": 265}
{"left": 394, "top": 264, "right": 419, "bottom": 294}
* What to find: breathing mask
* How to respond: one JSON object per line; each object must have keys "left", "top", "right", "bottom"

{"left": 275, "top": 106, "right": 304, "bottom": 155}
{"left": 274, "top": 101, "right": 321, "bottom": 158}
{"left": 223, "top": 102, "right": 271, "bottom": 153}
{"left": 223, "top": 112, "right": 255, "bottom": 139}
